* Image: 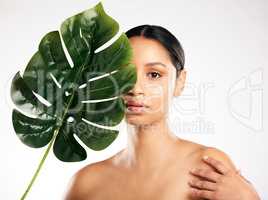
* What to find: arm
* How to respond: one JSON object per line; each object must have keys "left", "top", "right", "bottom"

{"left": 188, "top": 147, "right": 261, "bottom": 200}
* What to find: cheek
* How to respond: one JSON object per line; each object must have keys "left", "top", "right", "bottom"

{"left": 125, "top": 82, "right": 169, "bottom": 125}
{"left": 145, "top": 82, "right": 169, "bottom": 115}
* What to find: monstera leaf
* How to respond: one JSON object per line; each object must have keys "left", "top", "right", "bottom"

{"left": 10, "top": 2, "right": 136, "bottom": 199}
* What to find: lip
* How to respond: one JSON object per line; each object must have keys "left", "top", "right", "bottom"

{"left": 126, "top": 100, "right": 145, "bottom": 107}
{"left": 125, "top": 100, "right": 147, "bottom": 113}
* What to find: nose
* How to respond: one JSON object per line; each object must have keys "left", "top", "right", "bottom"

{"left": 126, "top": 71, "right": 144, "bottom": 97}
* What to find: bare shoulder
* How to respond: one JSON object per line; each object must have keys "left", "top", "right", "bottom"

{"left": 179, "top": 139, "right": 237, "bottom": 171}
{"left": 63, "top": 160, "right": 107, "bottom": 200}
{"left": 201, "top": 146, "right": 237, "bottom": 170}
{"left": 177, "top": 138, "right": 206, "bottom": 158}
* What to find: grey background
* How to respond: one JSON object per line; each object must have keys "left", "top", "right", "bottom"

{"left": 0, "top": 0, "right": 267, "bottom": 199}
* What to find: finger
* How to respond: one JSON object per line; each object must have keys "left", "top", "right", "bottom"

{"left": 189, "top": 188, "right": 215, "bottom": 199}
{"left": 203, "top": 155, "right": 230, "bottom": 175}
{"left": 188, "top": 178, "right": 217, "bottom": 191}
{"left": 235, "top": 168, "right": 241, "bottom": 174}
{"left": 238, "top": 172, "right": 252, "bottom": 184}
{"left": 190, "top": 168, "right": 222, "bottom": 183}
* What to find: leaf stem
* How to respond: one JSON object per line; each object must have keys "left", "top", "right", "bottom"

{"left": 20, "top": 30, "right": 92, "bottom": 200}
{"left": 20, "top": 128, "right": 59, "bottom": 200}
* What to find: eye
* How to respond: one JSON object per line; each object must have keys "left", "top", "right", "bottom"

{"left": 147, "top": 71, "right": 162, "bottom": 79}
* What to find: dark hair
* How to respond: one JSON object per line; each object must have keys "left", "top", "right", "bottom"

{"left": 125, "top": 24, "right": 185, "bottom": 78}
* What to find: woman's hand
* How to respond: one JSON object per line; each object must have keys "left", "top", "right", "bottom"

{"left": 188, "top": 156, "right": 261, "bottom": 200}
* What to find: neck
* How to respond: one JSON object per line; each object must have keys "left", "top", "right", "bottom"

{"left": 116, "top": 118, "right": 181, "bottom": 171}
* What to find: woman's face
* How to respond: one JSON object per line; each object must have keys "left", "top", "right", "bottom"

{"left": 122, "top": 36, "right": 186, "bottom": 126}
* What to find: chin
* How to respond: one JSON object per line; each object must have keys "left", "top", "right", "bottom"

{"left": 125, "top": 116, "right": 145, "bottom": 126}
{"left": 125, "top": 114, "right": 161, "bottom": 127}
{"left": 125, "top": 115, "right": 148, "bottom": 125}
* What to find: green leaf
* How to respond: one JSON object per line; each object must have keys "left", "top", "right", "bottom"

{"left": 12, "top": 109, "right": 56, "bottom": 148}
{"left": 11, "top": 2, "right": 136, "bottom": 162}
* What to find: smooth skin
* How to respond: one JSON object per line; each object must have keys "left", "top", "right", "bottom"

{"left": 64, "top": 36, "right": 260, "bottom": 200}
{"left": 189, "top": 156, "right": 260, "bottom": 199}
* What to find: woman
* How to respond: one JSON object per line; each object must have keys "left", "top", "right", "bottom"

{"left": 64, "top": 25, "right": 261, "bottom": 200}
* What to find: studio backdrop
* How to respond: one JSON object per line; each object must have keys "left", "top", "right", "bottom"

{"left": 0, "top": 0, "right": 267, "bottom": 199}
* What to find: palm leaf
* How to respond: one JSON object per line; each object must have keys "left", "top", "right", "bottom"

{"left": 10, "top": 2, "right": 136, "bottom": 163}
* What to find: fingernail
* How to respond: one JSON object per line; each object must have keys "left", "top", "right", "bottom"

{"left": 190, "top": 168, "right": 196, "bottom": 173}
{"left": 188, "top": 179, "right": 194, "bottom": 184}
{"left": 203, "top": 155, "right": 209, "bottom": 160}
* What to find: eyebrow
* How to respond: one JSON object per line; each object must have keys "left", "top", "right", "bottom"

{"left": 145, "top": 62, "right": 167, "bottom": 68}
